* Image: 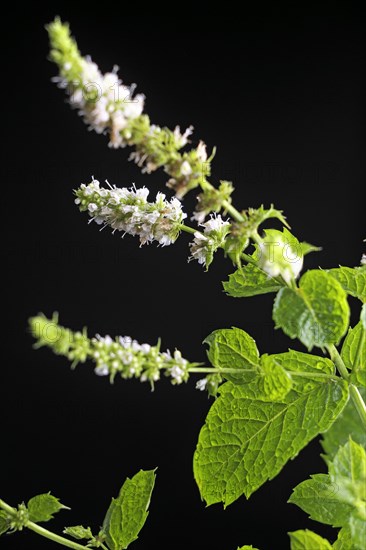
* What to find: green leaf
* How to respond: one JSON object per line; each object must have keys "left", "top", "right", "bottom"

{"left": 193, "top": 375, "right": 348, "bottom": 506}
{"left": 328, "top": 266, "right": 366, "bottom": 302}
{"left": 204, "top": 327, "right": 260, "bottom": 383}
{"left": 0, "top": 511, "right": 9, "bottom": 536}
{"left": 250, "top": 354, "right": 293, "bottom": 401}
{"left": 332, "top": 526, "right": 353, "bottom": 550}
{"left": 63, "top": 525, "right": 93, "bottom": 540}
{"left": 300, "top": 242, "right": 322, "bottom": 255}
{"left": 349, "top": 514, "right": 366, "bottom": 549}
{"left": 289, "top": 473, "right": 353, "bottom": 526}
{"left": 361, "top": 304, "right": 366, "bottom": 329}
{"left": 322, "top": 387, "right": 366, "bottom": 458}
{"left": 102, "top": 469, "right": 156, "bottom": 550}
{"left": 237, "top": 546, "right": 260, "bottom": 550}
{"left": 341, "top": 323, "right": 366, "bottom": 370}
{"left": 273, "top": 270, "right": 350, "bottom": 350}
{"left": 328, "top": 439, "right": 366, "bottom": 507}
{"left": 223, "top": 264, "right": 283, "bottom": 298}
{"left": 289, "top": 529, "right": 332, "bottom": 549}
{"left": 27, "top": 493, "right": 68, "bottom": 523}
{"left": 270, "top": 349, "right": 335, "bottom": 378}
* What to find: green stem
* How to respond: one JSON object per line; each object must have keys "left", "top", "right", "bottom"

{"left": 179, "top": 224, "right": 197, "bottom": 236}
{"left": 327, "top": 344, "right": 350, "bottom": 380}
{"left": 353, "top": 328, "right": 365, "bottom": 374}
{"left": 222, "top": 200, "right": 245, "bottom": 223}
{"left": 349, "top": 384, "right": 366, "bottom": 427}
{"left": 188, "top": 367, "right": 250, "bottom": 374}
{"left": 0, "top": 499, "right": 91, "bottom": 550}
{"left": 327, "top": 344, "right": 366, "bottom": 429}
{"left": 188, "top": 367, "right": 336, "bottom": 381}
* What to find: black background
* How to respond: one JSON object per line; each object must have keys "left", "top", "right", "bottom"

{"left": 3, "top": 8, "right": 365, "bottom": 550}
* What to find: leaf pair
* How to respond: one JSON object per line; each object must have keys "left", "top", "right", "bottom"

{"left": 194, "top": 327, "right": 349, "bottom": 506}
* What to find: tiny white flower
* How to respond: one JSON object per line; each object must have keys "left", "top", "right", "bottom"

{"left": 180, "top": 160, "right": 192, "bottom": 176}
{"left": 196, "top": 378, "right": 208, "bottom": 391}
{"left": 88, "top": 203, "right": 98, "bottom": 213}
{"left": 94, "top": 364, "right": 109, "bottom": 376}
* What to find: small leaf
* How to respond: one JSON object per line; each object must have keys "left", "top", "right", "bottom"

{"left": 328, "top": 439, "right": 366, "bottom": 506}
{"left": 332, "top": 526, "right": 353, "bottom": 550}
{"left": 27, "top": 493, "right": 68, "bottom": 523}
{"left": 0, "top": 511, "right": 9, "bottom": 536}
{"left": 288, "top": 473, "right": 353, "bottom": 527}
{"left": 289, "top": 529, "right": 332, "bottom": 549}
{"left": 223, "top": 264, "right": 283, "bottom": 298}
{"left": 63, "top": 525, "right": 93, "bottom": 540}
{"left": 328, "top": 266, "right": 366, "bottom": 302}
{"left": 102, "top": 469, "right": 156, "bottom": 550}
{"left": 322, "top": 386, "right": 366, "bottom": 458}
{"left": 300, "top": 242, "right": 322, "bottom": 255}
{"left": 273, "top": 270, "right": 350, "bottom": 350}
{"left": 204, "top": 327, "right": 260, "bottom": 383}
{"left": 341, "top": 323, "right": 366, "bottom": 370}
{"left": 237, "top": 546, "right": 260, "bottom": 550}
{"left": 194, "top": 374, "right": 348, "bottom": 506}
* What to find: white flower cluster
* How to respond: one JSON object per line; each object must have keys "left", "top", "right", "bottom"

{"left": 258, "top": 236, "right": 303, "bottom": 284}
{"left": 75, "top": 179, "right": 186, "bottom": 246}
{"left": 189, "top": 214, "right": 231, "bottom": 268}
{"left": 90, "top": 334, "right": 191, "bottom": 386}
{"left": 129, "top": 125, "right": 194, "bottom": 174}
{"left": 56, "top": 58, "right": 144, "bottom": 148}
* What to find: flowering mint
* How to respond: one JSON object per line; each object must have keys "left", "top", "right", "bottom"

{"left": 189, "top": 214, "right": 231, "bottom": 269}
{"left": 75, "top": 179, "right": 186, "bottom": 246}
{"left": 29, "top": 314, "right": 201, "bottom": 388}
{"left": 47, "top": 18, "right": 215, "bottom": 200}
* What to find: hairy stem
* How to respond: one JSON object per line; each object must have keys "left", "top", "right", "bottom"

{"left": 0, "top": 499, "right": 91, "bottom": 550}
{"left": 327, "top": 344, "right": 350, "bottom": 380}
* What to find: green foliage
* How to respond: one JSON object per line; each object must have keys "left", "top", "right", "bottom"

{"left": 194, "top": 375, "right": 348, "bottom": 506}
{"left": 0, "top": 511, "right": 8, "bottom": 535}
{"left": 273, "top": 270, "right": 350, "bottom": 350}
{"left": 322, "top": 387, "right": 366, "bottom": 458}
{"left": 63, "top": 525, "right": 93, "bottom": 540}
{"left": 328, "top": 266, "right": 366, "bottom": 302}
{"left": 204, "top": 327, "right": 260, "bottom": 383}
{"left": 27, "top": 493, "right": 68, "bottom": 523}
{"left": 288, "top": 529, "right": 332, "bottom": 549}
{"left": 102, "top": 469, "right": 156, "bottom": 550}
{"left": 289, "top": 473, "right": 354, "bottom": 527}
{"left": 223, "top": 263, "right": 283, "bottom": 298}
{"left": 291, "top": 439, "right": 366, "bottom": 550}
{"left": 237, "top": 546, "right": 260, "bottom": 550}
{"left": 341, "top": 323, "right": 366, "bottom": 371}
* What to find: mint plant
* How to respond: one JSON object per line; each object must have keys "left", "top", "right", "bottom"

{"left": 0, "top": 470, "right": 156, "bottom": 549}
{"left": 2, "top": 17, "right": 365, "bottom": 549}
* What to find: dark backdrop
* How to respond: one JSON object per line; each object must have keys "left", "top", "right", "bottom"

{"left": 3, "top": 9, "right": 365, "bottom": 550}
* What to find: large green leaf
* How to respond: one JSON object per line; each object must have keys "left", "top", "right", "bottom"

{"left": 193, "top": 375, "right": 348, "bottom": 506}
{"left": 328, "top": 266, "right": 366, "bottom": 303}
{"left": 322, "top": 387, "right": 366, "bottom": 458}
{"left": 102, "top": 469, "right": 156, "bottom": 550}
{"left": 223, "top": 264, "right": 283, "bottom": 298}
{"left": 289, "top": 530, "right": 332, "bottom": 549}
{"left": 273, "top": 270, "right": 350, "bottom": 350}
